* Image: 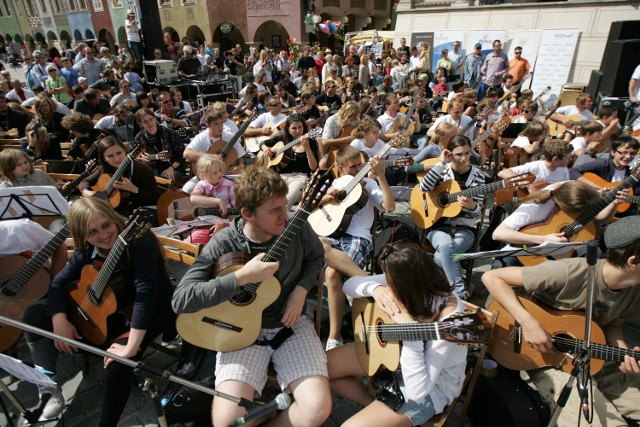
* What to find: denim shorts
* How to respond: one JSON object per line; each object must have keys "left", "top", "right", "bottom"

{"left": 327, "top": 234, "right": 373, "bottom": 269}
{"left": 400, "top": 394, "right": 437, "bottom": 425}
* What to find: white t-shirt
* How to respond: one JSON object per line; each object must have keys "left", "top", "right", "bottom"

{"left": 350, "top": 138, "right": 387, "bottom": 159}
{"left": 432, "top": 114, "right": 474, "bottom": 140}
{"left": 0, "top": 218, "right": 53, "bottom": 256}
{"left": 511, "top": 160, "right": 569, "bottom": 184}
{"left": 511, "top": 135, "right": 532, "bottom": 148}
{"left": 249, "top": 112, "right": 287, "bottom": 129}
{"left": 187, "top": 129, "right": 245, "bottom": 157}
{"left": 570, "top": 136, "right": 587, "bottom": 153}
{"left": 341, "top": 177, "right": 385, "bottom": 240}
{"left": 632, "top": 65, "right": 640, "bottom": 130}
{"left": 503, "top": 199, "right": 556, "bottom": 231}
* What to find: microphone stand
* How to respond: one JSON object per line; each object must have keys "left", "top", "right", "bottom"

{"left": 546, "top": 240, "right": 597, "bottom": 427}
{"left": 0, "top": 315, "right": 254, "bottom": 421}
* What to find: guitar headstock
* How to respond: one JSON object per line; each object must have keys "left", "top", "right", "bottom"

{"left": 86, "top": 158, "right": 100, "bottom": 174}
{"left": 492, "top": 115, "right": 511, "bottom": 135}
{"left": 127, "top": 140, "right": 145, "bottom": 158}
{"left": 393, "top": 155, "right": 414, "bottom": 166}
{"left": 122, "top": 208, "right": 154, "bottom": 241}
{"left": 441, "top": 309, "right": 493, "bottom": 345}
{"left": 504, "top": 172, "right": 535, "bottom": 189}
{"left": 157, "top": 151, "right": 170, "bottom": 161}
{"left": 307, "top": 128, "right": 323, "bottom": 139}
{"left": 389, "top": 132, "right": 409, "bottom": 148}
{"left": 300, "top": 169, "right": 332, "bottom": 212}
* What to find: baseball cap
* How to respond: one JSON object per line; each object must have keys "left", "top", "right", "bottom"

{"left": 474, "top": 43, "right": 482, "bottom": 49}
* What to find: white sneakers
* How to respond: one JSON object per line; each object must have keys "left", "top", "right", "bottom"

{"left": 39, "top": 388, "right": 65, "bottom": 420}
{"left": 325, "top": 338, "right": 344, "bottom": 351}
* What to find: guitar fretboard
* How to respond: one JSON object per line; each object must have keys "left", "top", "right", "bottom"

{"left": 444, "top": 180, "right": 507, "bottom": 205}
{"left": 221, "top": 113, "right": 255, "bottom": 158}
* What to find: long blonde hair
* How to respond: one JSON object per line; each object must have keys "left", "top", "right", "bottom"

{"left": 518, "top": 181, "right": 600, "bottom": 213}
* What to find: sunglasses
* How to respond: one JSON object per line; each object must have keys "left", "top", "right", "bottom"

{"left": 515, "top": 52, "right": 522, "bottom": 55}
{"left": 378, "top": 239, "right": 408, "bottom": 265}
{"left": 268, "top": 103, "right": 280, "bottom": 107}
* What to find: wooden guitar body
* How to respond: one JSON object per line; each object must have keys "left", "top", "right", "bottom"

{"left": 339, "top": 125, "right": 356, "bottom": 138}
{"left": 66, "top": 265, "right": 118, "bottom": 346}
{"left": 410, "top": 180, "right": 463, "bottom": 230}
{"left": 389, "top": 117, "right": 415, "bottom": 136}
{"left": 487, "top": 296, "right": 606, "bottom": 375}
{"left": 176, "top": 252, "right": 281, "bottom": 352}
{"left": 582, "top": 172, "right": 633, "bottom": 213}
{"left": 255, "top": 141, "right": 287, "bottom": 169}
{"left": 245, "top": 122, "right": 283, "bottom": 153}
{"left": 493, "top": 181, "right": 549, "bottom": 207}
{"left": 517, "top": 211, "right": 597, "bottom": 266}
{"left": 208, "top": 139, "right": 239, "bottom": 167}
{"left": 416, "top": 158, "right": 439, "bottom": 181}
{"left": 546, "top": 114, "right": 586, "bottom": 138}
{"left": 92, "top": 173, "right": 121, "bottom": 208}
{"left": 503, "top": 146, "right": 529, "bottom": 169}
{"left": 156, "top": 190, "right": 193, "bottom": 225}
{"left": 307, "top": 175, "right": 369, "bottom": 237}
{"left": 352, "top": 297, "right": 400, "bottom": 376}
{"left": 0, "top": 256, "right": 50, "bottom": 352}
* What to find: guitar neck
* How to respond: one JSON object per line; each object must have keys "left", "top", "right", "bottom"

{"left": 60, "top": 168, "right": 94, "bottom": 199}
{"left": 446, "top": 179, "right": 506, "bottom": 204}
{"left": 566, "top": 175, "right": 639, "bottom": 238}
{"left": 193, "top": 206, "right": 241, "bottom": 217}
{"left": 105, "top": 156, "right": 133, "bottom": 194}
{"left": 90, "top": 232, "right": 130, "bottom": 301}
{"left": 376, "top": 322, "right": 444, "bottom": 342}
{"left": 341, "top": 143, "right": 395, "bottom": 194}
{"left": 627, "top": 195, "right": 640, "bottom": 205}
{"left": 274, "top": 130, "right": 320, "bottom": 156}
{"left": 12, "top": 225, "right": 70, "bottom": 288}
{"left": 221, "top": 117, "right": 253, "bottom": 158}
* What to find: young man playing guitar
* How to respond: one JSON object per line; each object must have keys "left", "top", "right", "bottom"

{"left": 172, "top": 167, "right": 331, "bottom": 427}
{"left": 376, "top": 93, "right": 421, "bottom": 143}
{"left": 549, "top": 93, "right": 594, "bottom": 142}
{"left": 322, "top": 145, "right": 396, "bottom": 350}
{"left": 482, "top": 215, "right": 640, "bottom": 427}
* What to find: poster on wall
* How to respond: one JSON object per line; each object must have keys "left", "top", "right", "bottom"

{"left": 431, "top": 30, "right": 465, "bottom": 75}
{"left": 530, "top": 29, "right": 580, "bottom": 106}
{"left": 504, "top": 30, "right": 542, "bottom": 89}
{"left": 411, "top": 32, "right": 434, "bottom": 56}
{"left": 467, "top": 30, "right": 507, "bottom": 58}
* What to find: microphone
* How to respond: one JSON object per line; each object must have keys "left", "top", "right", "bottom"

{"left": 228, "top": 393, "right": 291, "bottom": 427}
{"left": 577, "top": 370, "right": 590, "bottom": 420}
{"left": 586, "top": 240, "right": 598, "bottom": 266}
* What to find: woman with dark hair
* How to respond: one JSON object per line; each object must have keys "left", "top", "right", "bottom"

{"left": 418, "top": 135, "right": 485, "bottom": 300}
{"left": 22, "top": 196, "right": 176, "bottom": 425}
{"left": 133, "top": 90, "right": 159, "bottom": 113}
{"left": 22, "top": 119, "right": 63, "bottom": 161}
{"left": 170, "top": 87, "right": 193, "bottom": 114}
{"left": 257, "top": 114, "right": 319, "bottom": 210}
{"left": 328, "top": 241, "right": 468, "bottom": 427}
{"left": 78, "top": 136, "right": 161, "bottom": 216}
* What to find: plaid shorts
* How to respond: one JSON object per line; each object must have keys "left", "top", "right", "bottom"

{"left": 327, "top": 234, "right": 373, "bottom": 269}
{"left": 215, "top": 316, "right": 327, "bottom": 395}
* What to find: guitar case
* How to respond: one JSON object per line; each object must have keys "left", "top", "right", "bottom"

{"left": 470, "top": 365, "right": 549, "bottom": 427}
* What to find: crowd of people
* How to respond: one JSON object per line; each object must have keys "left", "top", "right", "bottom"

{"left": 1, "top": 33, "right": 640, "bottom": 427}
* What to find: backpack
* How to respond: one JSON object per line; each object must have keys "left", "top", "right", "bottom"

{"left": 25, "top": 64, "right": 36, "bottom": 89}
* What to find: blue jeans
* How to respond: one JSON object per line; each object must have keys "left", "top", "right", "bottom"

{"left": 128, "top": 41, "right": 143, "bottom": 65}
{"left": 427, "top": 225, "right": 475, "bottom": 299}
{"left": 410, "top": 134, "right": 429, "bottom": 149}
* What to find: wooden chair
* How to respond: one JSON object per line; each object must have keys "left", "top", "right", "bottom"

{"left": 154, "top": 175, "right": 173, "bottom": 193}
{"left": 156, "top": 234, "right": 202, "bottom": 266}
{"left": 424, "top": 302, "right": 497, "bottom": 427}
{"left": 49, "top": 172, "right": 80, "bottom": 189}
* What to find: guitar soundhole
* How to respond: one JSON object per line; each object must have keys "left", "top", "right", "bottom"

{"left": 231, "top": 289, "right": 256, "bottom": 306}
{"left": 551, "top": 332, "right": 577, "bottom": 354}
{"left": 376, "top": 320, "right": 387, "bottom": 346}
{"left": 438, "top": 192, "right": 449, "bottom": 207}
{"left": 0, "top": 277, "right": 25, "bottom": 300}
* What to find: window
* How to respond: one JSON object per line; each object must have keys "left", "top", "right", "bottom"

{"left": 158, "top": 0, "right": 171, "bottom": 6}
{"left": 38, "top": 0, "right": 48, "bottom": 13}
{"left": 2, "top": 0, "right": 12, "bottom": 15}
{"left": 67, "top": 0, "right": 77, "bottom": 11}
{"left": 78, "top": 0, "right": 88, "bottom": 9}
{"left": 93, "top": 0, "right": 103, "bottom": 10}
{"left": 52, "top": 0, "right": 63, "bottom": 13}
{"left": 181, "top": 0, "right": 195, "bottom": 4}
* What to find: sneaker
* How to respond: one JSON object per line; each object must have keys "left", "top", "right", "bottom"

{"left": 325, "top": 338, "right": 343, "bottom": 351}
{"left": 39, "top": 388, "right": 65, "bottom": 420}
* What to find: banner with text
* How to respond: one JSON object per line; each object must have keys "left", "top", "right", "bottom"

{"left": 530, "top": 29, "right": 580, "bottom": 107}
{"left": 504, "top": 30, "right": 541, "bottom": 89}
{"left": 466, "top": 30, "right": 507, "bottom": 59}
{"left": 431, "top": 30, "right": 465, "bottom": 73}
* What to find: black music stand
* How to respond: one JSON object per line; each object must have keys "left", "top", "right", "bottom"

{"left": 0, "top": 186, "right": 69, "bottom": 221}
{"left": 0, "top": 353, "right": 59, "bottom": 426}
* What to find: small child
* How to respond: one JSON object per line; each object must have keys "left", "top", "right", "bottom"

{"left": 570, "top": 121, "right": 604, "bottom": 156}
{"left": 432, "top": 75, "right": 449, "bottom": 112}
{"left": 0, "top": 149, "right": 60, "bottom": 188}
{"left": 186, "top": 154, "right": 236, "bottom": 244}
{"left": 510, "top": 121, "right": 546, "bottom": 154}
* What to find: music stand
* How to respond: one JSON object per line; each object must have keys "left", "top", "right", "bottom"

{"left": 452, "top": 241, "right": 586, "bottom": 261}
{"left": 0, "top": 186, "right": 68, "bottom": 221}
{"left": 0, "top": 353, "right": 58, "bottom": 426}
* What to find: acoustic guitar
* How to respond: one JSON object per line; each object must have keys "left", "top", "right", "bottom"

{"left": 581, "top": 172, "right": 634, "bottom": 213}
{"left": 60, "top": 159, "right": 100, "bottom": 200}
{"left": 255, "top": 128, "right": 323, "bottom": 169}
{"left": 209, "top": 110, "right": 258, "bottom": 168}
{"left": 66, "top": 209, "right": 153, "bottom": 346}
{"left": 516, "top": 164, "right": 640, "bottom": 266}
{"left": 0, "top": 224, "right": 70, "bottom": 352}
{"left": 487, "top": 296, "right": 640, "bottom": 375}
{"left": 244, "top": 115, "right": 288, "bottom": 153}
{"left": 92, "top": 141, "right": 145, "bottom": 208}
{"left": 410, "top": 173, "right": 534, "bottom": 230}
{"left": 389, "top": 89, "right": 422, "bottom": 136}
{"left": 176, "top": 170, "right": 332, "bottom": 352}
{"left": 308, "top": 133, "right": 408, "bottom": 238}
{"left": 352, "top": 298, "right": 493, "bottom": 376}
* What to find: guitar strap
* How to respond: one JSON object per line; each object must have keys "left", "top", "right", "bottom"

{"left": 254, "top": 326, "right": 293, "bottom": 349}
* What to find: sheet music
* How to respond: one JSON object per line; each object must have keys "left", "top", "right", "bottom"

{"left": 0, "top": 353, "right": 57, "bottom": 390}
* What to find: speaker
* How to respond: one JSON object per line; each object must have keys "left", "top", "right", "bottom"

{"left": 196, "top": 93, "right": 233, "bottom": 109}
{"left": 599, "top": 39, "right": 640, "bottom": 97}
{"left": 586, "top": 70, "right": 603, "bottom": 99}
{"left": 595, "top": 93, "right": 630, "bottom": 122}
{"left": 606, "top": 21, "right": 640, "bottom": 46}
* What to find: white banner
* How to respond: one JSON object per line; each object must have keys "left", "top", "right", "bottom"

{"left": 466, "top": 30, "right": 507, "bottom": 58}
{"left": 504, "top": 30, "right": 541, "bottom": 90}
{"left": 530, "top": 29, "right": 580, "bottom": 106}
{"left": 431, "top": 30, "right": 465, "bottom": 74}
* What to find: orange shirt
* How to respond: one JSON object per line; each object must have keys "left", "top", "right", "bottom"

{"left": 508, "top": 57, "right": 530, "bottom": 83}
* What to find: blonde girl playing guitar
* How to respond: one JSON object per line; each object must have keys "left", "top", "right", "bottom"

{"left": 328, "top": 241, "right": 467, "bottom": 427}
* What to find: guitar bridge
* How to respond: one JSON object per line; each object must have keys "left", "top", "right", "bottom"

{"left": 202, "top": 316, "right": 242, "bottom": 333}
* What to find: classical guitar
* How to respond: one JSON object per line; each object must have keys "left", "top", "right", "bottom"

{"left": 308, "top": 133, "right": 408, "bottom": 238}
{"left": 255, "top": 128, "right": 323, "bottom": 169}
{"left": 487, "top": 296, "right": 640, "bottom": 375}
{"left": 389, "top": 89, "right": 422, "bottom": 136}
{"left": 176, "top": 170, "right": 332, "bottom": 352}
{"left": 209, "top": 110, "right": 259, "bottom": 168}
{"left": 417, "top": 115, "right": 511, "bottom": 180}
{"left": 352, "top": 298, "right": 493, "bottom": 376}
{"left": 410, "top": 173, "right": 534, "bottom": 230}
{"left": 547, "top": 114, "right": 590, "bottom": 138}
{"left": 0, "top": 224, "right": 70, "bottom": 352}
{"left": 581, "top": 172, "right": 634, "bottom": 213}
{"left": 60, "top": 159, "right": 100, "bottom": 200}
{"left": 144, "top": 151, "right": 171, "bottom": 162}
{"left": 66, "top": 209, "right": 153, "bottom": 346}
{"left": 92, "top": 141, "right": 145, "bottom": 208}
{"left": 244, "top": 115, "right": 288, "bottom": 153}
{"left": 516, "top": 164, "right": 640, "bottom": 266}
